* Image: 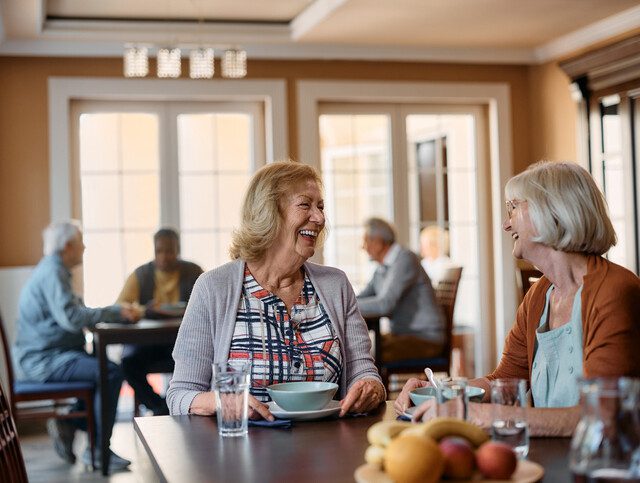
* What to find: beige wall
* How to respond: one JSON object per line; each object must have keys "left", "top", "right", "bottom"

{"left": 0, "top": 56, "right": 575, "bottom": 267}
{"left": 527, "top": 61, "right": 578, "bottom": 164}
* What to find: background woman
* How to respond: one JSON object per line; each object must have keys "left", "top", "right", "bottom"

{"left": 167, "top": 160, "right": 385, "bottom": 419}
{"left": 395, "top": 161, "right": 640, "bottom": 435}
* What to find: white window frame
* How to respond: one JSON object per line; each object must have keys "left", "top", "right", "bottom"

{"left": 297, "top": 80, "right": 515, "bottom": 376}
{"left": 49, "top": 77, "right": 287, "bottom": 223}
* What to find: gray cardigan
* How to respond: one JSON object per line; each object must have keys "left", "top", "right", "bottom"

{"left": 166, "top": 259, "right": 382, "bottom": 415}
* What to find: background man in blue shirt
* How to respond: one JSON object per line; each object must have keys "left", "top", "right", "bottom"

{"left": 13, "top": 221, "right": 140, "bottom": 471}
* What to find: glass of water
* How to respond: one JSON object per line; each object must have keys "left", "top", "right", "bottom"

{"left": 437, "top": 378, "right": 469, "bottom": 420}
{"left": 212, "top": 361, "right": 251, "bottom": 437}
{"left": 490, "top": 378, "right": 529, "bottom": 458}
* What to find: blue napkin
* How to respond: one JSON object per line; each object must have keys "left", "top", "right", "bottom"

{"left": 249, "top": 418, "right": 293, "bottom": 429}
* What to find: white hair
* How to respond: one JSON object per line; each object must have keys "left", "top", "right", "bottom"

{"left": 43, "top": 221, "right": 82, "bottom": 256}
{"left": 505, "top": 161, "right": 616, "bottom": 255}
{"left": 364, "top": 218, "right": 396, "bottom": 245}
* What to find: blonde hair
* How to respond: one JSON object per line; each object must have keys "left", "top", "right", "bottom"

{"left": 505, "top": 161, "right": 616, "bottom": 255}
{"left": 420, "top": 225, "right": 450, "bottom": 259}
{"left": 229, "top": 160, "right": 325, "bottom": 261}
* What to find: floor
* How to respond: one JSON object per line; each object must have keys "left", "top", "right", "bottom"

{"left": 19, "top": 417, "right": 159, "bottom": 482}
{"left": 17, "top": 387, "right": 161, "bottom": 483}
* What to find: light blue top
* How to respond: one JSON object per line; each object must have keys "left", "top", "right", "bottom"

{"left": 531, "top": 284, "right": 584, "bottom": 407}
{"left": 12, "top": 253, "right": 122, "bottom": 381}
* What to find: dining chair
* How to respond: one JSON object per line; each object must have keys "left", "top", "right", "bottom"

{"left": 0, "top": 310, "right": 95, "bottom": 468}
{"left": 518, "top": 267, "right": 542, "bottom": 298}
{"left": 379, "top": 266, "right": 464, "bottom": 390}
{"left": 0, "top": 378, "right": 28, "bottom": 483}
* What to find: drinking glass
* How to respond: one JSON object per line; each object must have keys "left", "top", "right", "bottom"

{"left": 437, "top": 378, "right": 468, "bottom": 420}
{"left": 490, "top": 378, "right": 529, "bottom": 458}
{"left": 212, "top": 361, "right": 251, "bottom": 437}
{"left": 570, "top": 377, "right": 640, "bottom": 482}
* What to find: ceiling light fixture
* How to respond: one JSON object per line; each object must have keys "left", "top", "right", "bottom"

{"left": 157, "top": 48, "right": 182, "bottom": 78}
{"left": 221, "top": 48, "right": 247, "bottom": 78}
{"left": 190, "top": 47, "right": 215, "bottom": 79}
{"left": 122, "top": 46, "right": 247, "bottom": 79}
{"left": 123, "top": 45, "right": 149, "bottom": 78}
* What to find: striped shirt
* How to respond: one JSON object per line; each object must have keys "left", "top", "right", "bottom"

{"left": 228, "top": 266, "right": 342, "bottom": 402}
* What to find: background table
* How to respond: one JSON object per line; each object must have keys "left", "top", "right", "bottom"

{"left": 134, "top": 402, "right": 571, "bottom": 482}
{"left": 91, "top": 318, "right": 181, "bottom": 475}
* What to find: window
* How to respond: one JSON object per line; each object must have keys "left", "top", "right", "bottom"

{"left": 319, "top": 106, "right": 480, "bottom": 328}
{"left": 560, "top": 34, "right": 640, "bottom": 274}
{"left": 319, "top": 113, "right": 393, "bottom": 289}
{"left": 72, "top": 101, "right": 264, "bottom": 306}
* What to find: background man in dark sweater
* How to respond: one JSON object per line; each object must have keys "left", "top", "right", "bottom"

{"left": 117, "top": 228, "right": 203, "bottom": 415}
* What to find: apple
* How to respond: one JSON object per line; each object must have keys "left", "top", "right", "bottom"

{"left": 476, "top": 441, "right": 518, "bottom": 479}
{"left": 438, "top": 436, "right": 476, "bottom": 479}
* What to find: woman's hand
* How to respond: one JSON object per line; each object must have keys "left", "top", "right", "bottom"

{"left": 248, "top": 395, "right": 274, "bottom": 421}
{"left": 188, "top": 392, "right": 274, "bottom": 421}
{"left": 339, "top": 379, "right": 385, "bottom": 417}
{"left": 393, "top": 377, "right": 429, "bottom": 416}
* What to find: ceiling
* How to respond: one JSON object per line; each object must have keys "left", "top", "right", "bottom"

{"left": 1, "top": 0, "right": 640, "bottom": 63}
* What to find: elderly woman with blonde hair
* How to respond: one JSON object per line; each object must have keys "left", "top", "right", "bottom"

{"left": 167, "top": 160, "right": 385, "bottom": 420}
{"left": 396, "top": 161, "right": 640, "bottom": 435}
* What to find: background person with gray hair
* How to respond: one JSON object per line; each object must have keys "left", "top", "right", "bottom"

{"left": 12, "top": 220, "right": 141, "bottom": 471}
{"left": 357, "top": 217, "right": 445, "bottom": 363}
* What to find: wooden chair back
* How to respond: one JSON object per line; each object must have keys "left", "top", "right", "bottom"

{"left": 518, "top": 267, "right": 542, "bottom": 297}
{"left": 0, "top": 309, "right": 96, "bottom": 468}
{"left": 0, "top": 380, "right": 28, "bottom": 483}
{"left": 434, "top": 266, "right": 463, "bottom": 362}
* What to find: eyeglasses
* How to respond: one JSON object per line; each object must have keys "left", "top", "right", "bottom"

{"left": 505, "top": 199, "right": 525, "bottom": 218}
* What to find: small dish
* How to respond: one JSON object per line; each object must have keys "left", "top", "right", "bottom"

{"left": 267, "top": 400, "right": 341, "bottom": 421}
{"left": 266, "top": 381, "right": 338, "bottom": 411}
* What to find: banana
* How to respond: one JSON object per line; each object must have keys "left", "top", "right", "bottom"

{"left": 402, "top": 417, "right": 489, "bottom": 447}
{"left": 364, "top": 444, "right": 386, "bottom": 468}
{"left": 366, "top": 420, "right": 413, "bottom": 447}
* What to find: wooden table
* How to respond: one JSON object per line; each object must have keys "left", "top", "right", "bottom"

{"left": 134, "top": 402, "right": 571, "bottom": 482}
{"left": 91, "top": 318, "right": 181, "bottom": 475}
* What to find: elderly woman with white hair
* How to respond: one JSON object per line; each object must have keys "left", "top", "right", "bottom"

{"left": 395, "top": 161, "right": 640, "bottom": 436}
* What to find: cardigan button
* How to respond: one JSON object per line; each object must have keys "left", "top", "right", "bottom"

{"left": 568, "top": 366, "right": 574, "bottom": 374}
{"left": 533, "top": 361, "right": 537, "bottom": 369}
{"left": 565, "top": 326, "right": 572, "bottom": 334}
{"left": 568, "top": 346, "right": 574, "bottom": 353}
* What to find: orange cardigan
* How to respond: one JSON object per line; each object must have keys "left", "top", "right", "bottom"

{"left": 488, "top": 255, "right": 640, "bottom": 382}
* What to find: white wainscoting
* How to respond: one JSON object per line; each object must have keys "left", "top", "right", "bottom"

{"left": 0, "top": 266, "right": 34, "bottom": 387}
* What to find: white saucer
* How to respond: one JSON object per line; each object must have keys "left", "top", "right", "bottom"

{"left": 268, "top": 400, "right": 341, "bottom": 421}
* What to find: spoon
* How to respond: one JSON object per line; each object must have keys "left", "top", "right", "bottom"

{"left": 424, "top": 367, "right": 439, "bottom": 389}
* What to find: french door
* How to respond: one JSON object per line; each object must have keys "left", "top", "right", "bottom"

{"left": 317, "top": 103, "right": 489, "bottom": 335}
{"left": 71, "top": 100, "right": 265, "bottom": 306}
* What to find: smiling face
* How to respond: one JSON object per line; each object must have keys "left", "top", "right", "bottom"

{"left": 274, "top": 179, "right": 325, "bottom": 262}
{"left": 503, "top": 200, "right": 538, "bottom": 260}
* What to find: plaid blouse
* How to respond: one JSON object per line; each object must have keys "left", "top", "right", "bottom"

{"left": 228, "top": 265, "right": 342, "bottom": 402}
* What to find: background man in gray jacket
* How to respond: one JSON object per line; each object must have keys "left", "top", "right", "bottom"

{"left": 356, "top": 217, "right": 445, "bottom": 362}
